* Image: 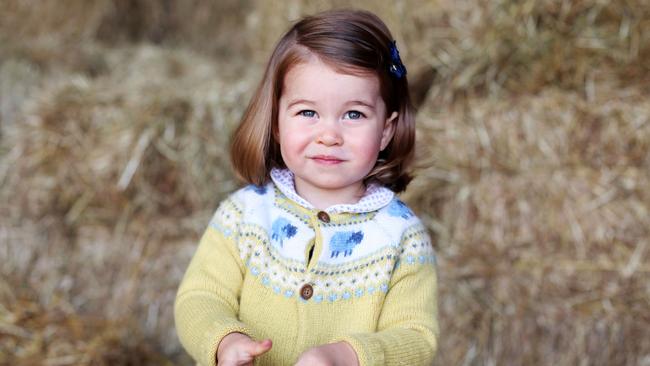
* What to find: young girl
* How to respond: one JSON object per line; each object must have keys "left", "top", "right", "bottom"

{"left": 175, "top": 9, "right": 438, "bottom": 366}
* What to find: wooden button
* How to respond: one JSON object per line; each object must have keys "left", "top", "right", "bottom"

{"left": 317, "top": 211, "right": 330, "bottom": 223}
{"left": 300, "top": 284, "right": 314, "bottom": 300}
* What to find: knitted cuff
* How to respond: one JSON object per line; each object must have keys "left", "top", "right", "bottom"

{"left": 331, "top": 328, "right": 437, "bottom": 366}
{"left": 202, "top": 322, "right": 253, "bottom": 366}
{"left": 329, "top": 334, "right": 384, "bottom": 366}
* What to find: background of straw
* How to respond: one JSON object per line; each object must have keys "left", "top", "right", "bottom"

{"left": 1, "top": 0, "right": 649, "bottom": 365}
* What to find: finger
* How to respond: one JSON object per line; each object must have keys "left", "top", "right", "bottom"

{"left": 247, "top": 339, "right": 273, "bottom": 356}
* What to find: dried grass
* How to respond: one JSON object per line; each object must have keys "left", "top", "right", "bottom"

{"left": 0, "top": 0, "right": 251, "bottom": 57}
{"left": 418, "top": 0, "right": 650, "bottom": 101}
{"left": 1, "top": 0, "right": 649, "bottom": 365}
{"left": 1, "top": 45, "right": 250, "bottom": 364}
{"left": 0, "top": 273, "right": 174, "bottom": 366}
{"left": 407, "top": 86, "right": 650, "bottom": 365}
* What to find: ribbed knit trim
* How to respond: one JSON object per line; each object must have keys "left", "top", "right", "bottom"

{"left": 203, "top": 323, "right": 252, "bottom": 366}
{"left": 175, "top": 289, "right": 253, "bottom": 366}
{"left": 331, "top": 335, "right": 384, "bottom": 366}
{"left": 331, "top": 328, "right": 436, "bottom": 366}
{"left": 270, "top": 168, "right": 394, "bottom": 214}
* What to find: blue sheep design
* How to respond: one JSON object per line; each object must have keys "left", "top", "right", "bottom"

{"left": 271, "top": 218, "right": 297, "bottom": 247}
{"left": 388, "top": 199, "right": 413, "bottom": 219}
{"left": 329, "top": 231, "right": 364, "bottom": 258}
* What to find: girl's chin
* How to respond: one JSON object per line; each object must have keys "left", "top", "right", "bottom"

{"left": 297, "top": 177, "right": 364, "bottom": 192}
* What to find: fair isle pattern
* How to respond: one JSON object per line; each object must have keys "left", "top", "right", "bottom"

{"left": 231, "top": 217, "right": 392, "bottom": 300}
{"left": 273, "top": 186, "right": 314, "bottom": 226}
{"left": 234, "top": 222, "right": 433, "bottom": 303}
{"left": 270, "top": 217, "right": 297, "bottom": 248}
{"left": 208, "top": 197, "right": 242, "bottom": 238}
{"left": 239, "top": 225, "right": 306, "bottom": 274}
{"left": 397, "top": 224, "right": 437, "bottom": 267}
{"left": 270, "top": 168, "right": 395, "bottom": 213}
{"left": 208, "top": 182, "right": 437, "bottom": 303}
{"left": 309, "top": 224, "right": 434, "bottom": 303}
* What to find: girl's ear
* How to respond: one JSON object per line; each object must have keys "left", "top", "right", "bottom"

{"left": 380, "top": 111, "right": 398, "bottom": 151}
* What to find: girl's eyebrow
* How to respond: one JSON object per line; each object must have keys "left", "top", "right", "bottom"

{"left": 345, "top": 100, "right": 375, "bottom": 108}
{"left": 286, "top": 99, "right": 315, "bottom": 108}
{"left": 286, "top": 99, "right": 376, "bottom": 109}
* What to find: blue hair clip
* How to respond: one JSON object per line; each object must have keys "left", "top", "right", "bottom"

{"left": 388, "top": 40, "right": 407, "bottom": 79}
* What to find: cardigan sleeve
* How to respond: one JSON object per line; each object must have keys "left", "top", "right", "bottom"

{"left": 331, "top": 222, "right": 439, "bottom": 366}
{"left": 174, "top": 198, "right": 254, "bottom": 366}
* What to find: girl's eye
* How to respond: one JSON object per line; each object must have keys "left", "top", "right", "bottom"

{"left": 344, "top": 110, "right": 365, "bottom": 120}
{"left": 298, "top": 110, "right": 316, "bottom": 118}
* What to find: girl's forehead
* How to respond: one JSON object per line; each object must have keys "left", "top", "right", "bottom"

{"left": 282, "top": 58, "right": 381, "bottom": 100}
{"left": 289, "top": 56, "right": 377, "bottom": 81}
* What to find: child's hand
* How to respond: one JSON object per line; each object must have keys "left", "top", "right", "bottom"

{"left": 294, "top": 341, "right": 359, "bottom": 366}
{"left": 216, "top": 332, "right": 272, "bottom": 366}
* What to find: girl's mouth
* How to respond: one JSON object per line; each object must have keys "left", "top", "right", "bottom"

{"left": 311, "top": 155, "right": 345, "bottom": 165}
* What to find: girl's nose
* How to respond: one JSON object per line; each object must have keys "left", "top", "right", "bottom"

{"left": 316, "top": 120, "right": 343, "bottom": 146}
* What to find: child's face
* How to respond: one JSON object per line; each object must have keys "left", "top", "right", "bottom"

{"left": 277, "top": 57, "right": 397, "bottom": 203}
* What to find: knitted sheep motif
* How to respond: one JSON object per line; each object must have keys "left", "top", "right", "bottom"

{"left": 388, "top": 199, "right": 413, "bottom": 219}
{"left": 329, "top": 231, "right": 364, "bottom": 258}
{"left": 271, "top": 217, "right": 297, "bottom": 247}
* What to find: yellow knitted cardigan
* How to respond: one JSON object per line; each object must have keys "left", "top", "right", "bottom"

{"left": 175, "top": 169, "right": 438, "bottom": 365}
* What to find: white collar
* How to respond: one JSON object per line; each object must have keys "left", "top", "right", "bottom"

{"left": 270, "top": 168, "right": 395, "bottom": 214}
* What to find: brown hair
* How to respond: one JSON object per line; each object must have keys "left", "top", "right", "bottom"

{"left": 230, "top": 9, "right": 415, "bottom": 192}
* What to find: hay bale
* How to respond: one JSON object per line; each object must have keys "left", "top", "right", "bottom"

{"left": 1, "top": 0, "right": 650, "bottom": 364}
{"left": 415, "top": 0, "right": 650, "bottom": 100}
{"left": 0, "top": 59, "right": 43, "bottom": 133}
{"left": 0, "top": 0, "right": 252, "bottom": 58}
{"left": 0, "top": 44, "right": 255, "bottom": 362}
{"left": 0, "top": 273, "right": 177, "bottom": 365}
{"left": 406, "top": 86, "right": 650, "bottom": 365}
{"left": 3, "top": 44, "right": 246, "bottom": 232}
